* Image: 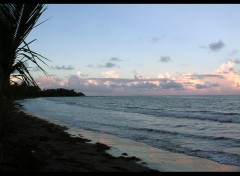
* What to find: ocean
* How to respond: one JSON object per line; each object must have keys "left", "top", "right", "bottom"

{"left": 17, "top": 95, "right": 240, "bottom": 171}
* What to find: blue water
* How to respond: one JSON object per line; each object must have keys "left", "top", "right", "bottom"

{"left": 18, "top": 96, "right": 240, "bottom": 167}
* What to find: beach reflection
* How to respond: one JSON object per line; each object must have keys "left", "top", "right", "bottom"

{"left": 66, "top": 127, "right": 240, "bottom": 172}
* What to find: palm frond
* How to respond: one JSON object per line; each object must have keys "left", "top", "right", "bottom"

{"left": 0, "top": 4, "right": 49, "bottom": 92}
{"left": 14, "top": 61, "right": 38, "bottom": 86}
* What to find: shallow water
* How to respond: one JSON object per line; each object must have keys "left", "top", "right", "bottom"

{"left": 17, "top": 95, "right": 240, "bottom": 170}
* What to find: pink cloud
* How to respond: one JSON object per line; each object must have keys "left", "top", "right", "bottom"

{"left": 33, "top": 61, "right": 240, "bottom": 96}
{"left": 102, "top": 70, "right": 120, "bottom": 78}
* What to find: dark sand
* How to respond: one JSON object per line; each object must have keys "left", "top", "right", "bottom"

{"left": 0, "top": 101, "right": 157, "bottom": 172}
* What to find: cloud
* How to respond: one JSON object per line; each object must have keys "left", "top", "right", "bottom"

{"left": 160, "top": 79, "right": 184, "bottom": 90}
{"left": 208, "top": 40, "right": 225, "bottom": 51}
{"left": 51, "top": 65, "right": 74, "bottom": 70}
{"left": 195, "top": 82, "right": 220, "bottom": 89}
{"left": 133, "top": 74, "right": 146, "bottom": 80}
{"left": 35, "top": 76, "right": 65, "bottom": 88}
{"left": 110, "top": 57, "right": 122, "bottom": 62}
{"left": 105, "top": 62, "right": 116, "bottom": 68}
{"left": 102, "top": 70, "right": 120, "bottom": 78}
{"left": 133, "top": 71, "right": 152, "bottom": 80}
{"left": 159, "top": 56, "right": 171, "bottom": 63}
{"left": 77, "top": 71, "right": 88, "bottom": 78}
{"left": 97, "top": 57, "right": 122, "bottom": 69}
{"left": 214, "top": 61, "right": 235, "bottom": 74}
{"left": 156, "top": 67, "right": 239, "bottom": 94}
{"left": 134, "top": 74, "right": 143, "bottom": 80}
{"left": 157, "top": 72, "right": 171, "bottom": 79}
{"left": 98, "top": 62, "right": 117, "bottom": 68}
{"left": 213, "top": 60, "right": 240, "bottom": 90}
{"left": 34, "top": 60, "right": 240, "bottom": 96}
{"left": 189, "top": 74, "right": 224, "bottom": 79}
{"left": 127, "top": 82, "right": 159, "bottom": 90}
{"left": 35, "top": 74, "right": 185, "bottom": 96}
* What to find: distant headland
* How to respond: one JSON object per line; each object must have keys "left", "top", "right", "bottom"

{"left": 8, "top": 83, "right": 85, "bottom": 98}
{"left": 40, "top": 88, "right": 85, "bottom": 97}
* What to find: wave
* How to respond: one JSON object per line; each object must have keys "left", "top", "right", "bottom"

{"left": 19, "top": 97, "right": 240, "bottom": 167}
{"left": 127, "top": 127, "right": 240, "bottom": 143}
{"left": 190, "top": 150, "right": 240, "bottom": 166}
{"left": 118, "top": 107, "right": 240, "bottom": 124}
{"left": 64, "top": 104, "right": 240, "bottom": 124}
{"left": 48, "top": 97, "right": 240, "bottom": 124}
{"left": 80, "top": 124, "right": 240, "bottom": 166}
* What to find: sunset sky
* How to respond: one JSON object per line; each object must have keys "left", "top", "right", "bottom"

{"left": 26, "top": 4, "right": 240, "bottom": 96}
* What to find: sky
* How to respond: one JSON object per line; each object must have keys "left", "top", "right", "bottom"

{"left": 24, "top": 4, "right": 240, "bottom": 96}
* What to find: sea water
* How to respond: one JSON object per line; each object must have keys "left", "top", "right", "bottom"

{"left": 17, "top": 96, "right": 240, "bottom": 171}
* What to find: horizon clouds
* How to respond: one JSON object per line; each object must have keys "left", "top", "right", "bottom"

{"left": 35, "top": 60, "right": 240, "bottom": 96}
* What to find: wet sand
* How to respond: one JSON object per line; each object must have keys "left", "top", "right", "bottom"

{"left": 20, "top": 101, "right": 240, "bottom": 172}
{"left": 66, "top": 128, "right": 240, "bottom": 172}
{"left": 0, "top": 102, "right": 156, "bottom": 172}
{"left": 1, "top": 101, "right": 239, "bottom": 172}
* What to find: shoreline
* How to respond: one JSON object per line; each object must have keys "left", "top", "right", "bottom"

{"left": 2, "top": 99, "right": 239, "bottom": 172}
{"left": 17, "top": 98, "right": 240, "bottom": 172}
{"left": 17, "top": 100, "right": 240, "bottom": 172}
{"left": 0, "top": 102, "right": 156, "bottom": 172}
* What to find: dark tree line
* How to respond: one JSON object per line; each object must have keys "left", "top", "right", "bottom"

{"left": 40, "top": 88, "right": 85, "bottom": 97}
{"left": 8, "top": 82, "right": 85, "bottom": 98}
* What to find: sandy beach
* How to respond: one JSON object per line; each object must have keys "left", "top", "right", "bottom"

{"left": 1, "top": 3, "right": 240, "bottom": 173}
{"left": 0, "top": 101, "right": 156, "bottom": 172}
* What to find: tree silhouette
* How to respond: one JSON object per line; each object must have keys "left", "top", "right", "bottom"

{"left": 0, "top": 4, "right": 49, "bottom": 98}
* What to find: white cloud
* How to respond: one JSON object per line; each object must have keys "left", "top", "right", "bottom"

{"left": 214, "top": 61, "right": 235, "bottom": 74}
{"left": 213, "top": 60, "right": 240, "bottom": 90}
{"left": 157, "top": 72, "right": 171, "bottom": 79}
{"left": 77, "top": 71, "right": 88, "bottom": 78}
{"left": 102, "top": 70, "right": 120, "bottom": 78}
{"left": 34, "top": 61, "right": 240, "bottom": 95}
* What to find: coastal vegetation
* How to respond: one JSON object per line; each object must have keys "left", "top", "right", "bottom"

{"left": 0, "top": 4, "right": 84, "bottom": 99}
{"left": 0, "top": 3, "right": 158, "bottom": 172}
{"left": 0, "top": 4, "right": 48, "bottom": 100}
{"left": 0, "top": 5, "right": 87, "bottom": 171}
{"left": 0, "top": 4, "right": 48, "bottom": 163}
{"left": 8, "top": 82, "right": 85, "bottom": 98}
{"left": 40, "top": 88, "right": 85, "bottom": 97}
{"left": 0, "top": 4, "right": 152, "bottom": 172}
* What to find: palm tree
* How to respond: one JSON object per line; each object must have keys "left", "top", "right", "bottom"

{"left": 0, "top": 4, "right": 49, "bottom": 98}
